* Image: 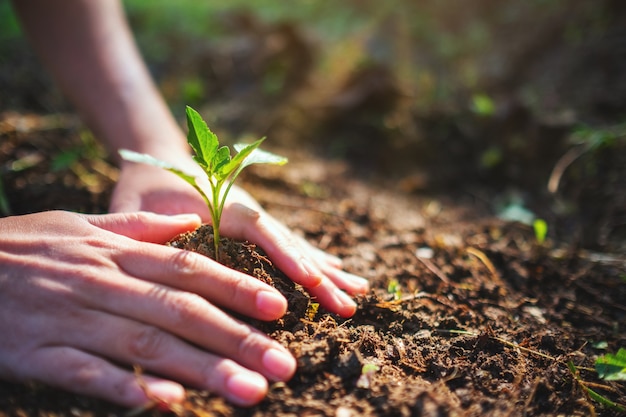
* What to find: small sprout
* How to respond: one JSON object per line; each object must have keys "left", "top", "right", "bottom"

{"left": 356, "top": 362, "right": 380, "bottom": 389}
{"left": 306, "top": 302, "right": 320, "bottom": 321}
{"left": 596, "top": 348, "right": 626, "bottom": 381}
{"left": 471, "top": 93, "right": 495, "bottom": 116}
{"left": 120, "top": 106, "right": 287, "bottom": 261}
{"left": 387, "top": 278, "right": 402, "bottom": 300}
{"left": 533, "top": 218, "right": 548, "bottom": 245}
{"left": 568, "top": 361, "right": 626, "bottom": 412}
{"left": 480, "top": 146, "right": 502, "bottom": 169}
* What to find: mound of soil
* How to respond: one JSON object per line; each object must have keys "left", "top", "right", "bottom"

{"left": 167, "top": 224, "right": 311, "bottom": 330}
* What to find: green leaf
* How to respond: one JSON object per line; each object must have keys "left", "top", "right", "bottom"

{"left": 118, "top": 149, "right": 198, "bottom": 189}
{"left": 362, "top": 363, "right": 380, "bottom": 374}
{"left": 585, "top": 385, "right": 626, "bottom": 412}
{"left": 121, "top": 106, "right": 287, "bottom": 263}
{"left": 233, "top": 141, "right": 288, "bottom": 170}
{"left": 185, "top": 106, "right": 218, "bottom": 170}
{"left": 212, "top": 145, "right": 232, "bottom": 180}
{"left": 227, "top": 139, "right": 265, "bottom": 174}
{"left": 51, "top": 149, "right": 81, "bottom": 172}
{"left": 596, "top": 348, "right": 626, "bottom": 381}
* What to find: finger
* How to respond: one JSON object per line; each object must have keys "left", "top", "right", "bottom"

{"left": 82, "top": 212, "right": 201, "bottom": 243}
{"left": 294, "top": 234, "right": 344, "bottom": 269}
{"left": 109, "top": 163, "right": 210, "bottom": 218}
{"left": 57, "top": 312, "right": 277, "bottom": 406}
{"left": 219, "top": 203, "right": 324, "bottom": 288}
{"left": 264, "top": 218, "right": 345, "bottom": 270}
{"left": 264, "top": 219, "right": 370, "bottom": 294}
{"left": 220, "top": 204, "right": 369, "bottom": 298}
{"left": 77, "top": 277, "right": 296, "bottom": 385}
{"left": 21, "top": 346, "right": 185, "bottom": 407}
{"left": 320, "top": 267, "right": 370, "bottom": 295}
{"left": 307, "top": 277, "right": 358, "bottom": 318}
{"left": 71, "top": 266, "right": 295, "bottom": 386}
{"left": 113, "top": 243, "right": 287, "bottom": 321}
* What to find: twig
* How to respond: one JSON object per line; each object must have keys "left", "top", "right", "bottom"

{"left": 125, "top": 365, "right": 162, "bottom": 417}
{"left": 568, "top": 361, "right": 626, "bottom": 413}
{"left": 547, "top": 144, "right": 589, "bottom": 194}
{"left": 466, "top": 247, "right": 501, "bottom": 282}
{"left": 414, "top": 256, "right": 450, "bottom": 284}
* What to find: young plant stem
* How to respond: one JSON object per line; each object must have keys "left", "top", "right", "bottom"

{"left": 210, "top": 179, "right": 222, "bottom": 262}
{"left": 119, "top": 106, "right": 287, "bottom": 265}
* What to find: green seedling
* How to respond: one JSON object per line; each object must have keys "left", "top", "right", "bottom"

{"left": 533, "top": 218, "right": 548, "bottom": 245}
{"left": 471, "top": 93, "right": 495, "bottom": 116}
{"left": 305, "top": 302, "right": 320, "bottom": 321}
{"left": 356, "top": 363, "right": 380, "bottom": 389}
{"left": 568, "top": 361, "right": 626, "bottom": 412}
{"left": 387, "top": 278, "right": 402, "bottom": 300}
{"left": 120, "top": 106, "right": 287, "bottom": 261}
{"left": 596, "top": 348, "right": 626, "bottom": 381}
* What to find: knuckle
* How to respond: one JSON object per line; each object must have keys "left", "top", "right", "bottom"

{"left": 200, "top": 357, "right": 237, "bottom": 393}
{"left": 164, "top": 292, "right": 208, "bottom": 328}
{"left": 58, "top": 355, "right": 106, "bottom": 388}
{"left": 167, "top": 249, "right": 203, "bottom": 276}
{"left": 236, "top": 328, "right": 268, "bottom": 360}
{"left": 128, "top": 325, "right": 168, "bottom": 360}
{"left": 223, "top": 275, "right": 248, "bottom": 305}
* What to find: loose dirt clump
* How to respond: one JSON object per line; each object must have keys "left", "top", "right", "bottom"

{"left": 167, "top": 224, "right": 311, "bottom": 330}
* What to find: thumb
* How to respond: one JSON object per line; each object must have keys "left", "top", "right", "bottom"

{"left": 83, "top": 212, "right": 201, "bottom": 243}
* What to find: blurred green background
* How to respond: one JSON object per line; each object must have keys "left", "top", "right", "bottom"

{"left": 1, "top": 0, "right": 625, "bottom": 249}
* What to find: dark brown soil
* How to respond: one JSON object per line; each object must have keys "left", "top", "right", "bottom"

{"left": 167, "top": 225, "right": 311, "bottom": 331}
{"left": 1, "top": 3, "right": 626, "bottom": 413}
{"left": 0, "top": 119, "right": 625, "bottom": 416}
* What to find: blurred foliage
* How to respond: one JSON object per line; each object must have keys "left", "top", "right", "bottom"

{"left": 1, "top": 0, "right": 624, "bottom": 249}
{"left": 3, "top": 0, "right": 622, "bottom": 122}
{"left": 122, "top": 0, "right": 622, "bottom": 109}
{"left": 0, "top": 0, "right": 21, "bottom": 40}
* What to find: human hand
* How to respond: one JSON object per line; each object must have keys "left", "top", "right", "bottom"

{"left": 0, "top": 211, "right": 296, "bottom": 407}
{"left": 110, "top": 161, "right": 370, "bottom": 317}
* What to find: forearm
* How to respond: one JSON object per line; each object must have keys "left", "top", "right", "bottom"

{"left": 12, "top": 0, "right": 190, "bottom": 162}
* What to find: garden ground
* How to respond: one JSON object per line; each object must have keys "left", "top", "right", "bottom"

{"left": 0, "top": 114, "right": 624, "bottom": 416}
{"left": 1, "top": 2, "right": 625, "bottom": 415}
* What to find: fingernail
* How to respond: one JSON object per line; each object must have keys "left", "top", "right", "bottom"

{"left": 225, "top": 372, "right": 267, "bottom": 406}
{"left": 300, "top": 259, "right": 323, "bottom": 287}
{"left": 142, "top": 380, "right": 186, "bottom": 404}
{"left": 256, "top": 290, "right": 287, "bottom": 318}
{"left": 262, "top": 348, "right": 296, "bottom": 381}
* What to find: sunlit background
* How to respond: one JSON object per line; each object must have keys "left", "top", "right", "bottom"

{"left": 1, "top": 0, "right": 624, "bottom": 249}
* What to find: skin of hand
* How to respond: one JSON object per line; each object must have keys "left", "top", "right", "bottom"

{"left": 0, "top": 211, "right": 298, "bottom": 407}
{"left": 111, "top": 160, "right": 371, "bottom": 318}
{"left": 10, "top": 0, "right": 370, "bottom": 406}
{"left": 13, "top": 0, "right": 369, "bottom": 312}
